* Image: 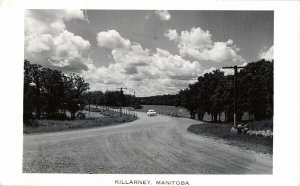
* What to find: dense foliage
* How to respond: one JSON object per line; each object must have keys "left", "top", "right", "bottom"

{"left": 178, "top": 59, "right": 273, "bottom": 122}
{"left": 24, "top": 60, "right": 90, "bottom": 125}
{"left": 82, "top": 90, "right": 140, "bottom": 109}
{"left": 137, "top": 95, "right": 178, "bottom": 106}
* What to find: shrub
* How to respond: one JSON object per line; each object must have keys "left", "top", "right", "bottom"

{"left": 47, "top": 113, "right": 70, "bottom": 120}
{"left": 76, "top": 111, "right": 86, "bottom": 119}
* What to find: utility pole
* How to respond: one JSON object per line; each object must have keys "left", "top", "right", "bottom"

{"left": 116, "top": 87, "right": 127, "bottom": 95}
{"left": 222, "top": 65, "right": 246, "bottom": 127}
{"left": 116, "top": 87, "right": 127, "bottom": 116}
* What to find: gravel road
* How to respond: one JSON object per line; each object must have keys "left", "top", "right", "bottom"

{"left": 23, "top": 112, "right": 272, "bottom": 174}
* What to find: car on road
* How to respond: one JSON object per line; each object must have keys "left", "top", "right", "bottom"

{"left": 147, "top": 109, "right": 157, "bottom": 116}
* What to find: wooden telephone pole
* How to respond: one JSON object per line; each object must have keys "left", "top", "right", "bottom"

{"left": 116, "top": 87, "right": 127, "bottom": 95}
{"left": 116, "top": 87, "right": 127, "bottom": 116}
{"left": 222, "top": 65, "right": 246, "bottom": 126}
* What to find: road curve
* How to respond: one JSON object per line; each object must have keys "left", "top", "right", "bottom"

{"left": 23, "top": 112, "right": 272, "bottom": 174}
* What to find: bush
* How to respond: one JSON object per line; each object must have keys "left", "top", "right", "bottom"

{"left": 24, "top": 119, "right": 39, "bottom": 127}
{"left": 47, "top": 113, "right": 70, "bottom": 120}
{"left": 76, "top": 111, "right": 86, "bottom": 119}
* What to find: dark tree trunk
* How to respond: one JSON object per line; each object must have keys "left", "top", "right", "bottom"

{"left": 35, "top": 82, "right": 41, "bottom": 119}
{"left": 71, "top": 112, "right": 76, "bottom": 120}
{"left": 197, "top": 112, "right": 204, "bottom": 121}
{"left": 190, "top": 111, "right": 195, "bottom": 119}
{"left": 213, "top": 113, "right": 218, "bottom": 122}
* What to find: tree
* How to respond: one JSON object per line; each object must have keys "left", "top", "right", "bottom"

{"left": 178, "top": 88, "right": 197, "bottom": 118}
{"left": 200, "top": 70, "right": 226, "bottom": 122}
{"left": 24, "top": 60, "right": 90, "bottom": 121}
{"left": 40, "top": 67, "right": 65, "bottom": 117}
{"left": 238, "top": 60, "right": 273, "bottom": 120}
{"left": 63, "top": 73, "right": 90, "bottom": 119}
{"left": 222, "top": 75, "right": 234, "bottom": 122}
{"left": 176, "top": 59, "right": 273, "bottom": 122}
{"left": 24, "top": 60, "right": 36, "bottom": 125}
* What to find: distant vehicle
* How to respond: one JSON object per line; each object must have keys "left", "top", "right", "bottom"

{"left": 147, "top": 109, "right": 157, "bottom": 116}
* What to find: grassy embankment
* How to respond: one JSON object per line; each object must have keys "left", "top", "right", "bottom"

{"left": 24, "top": 108, "right": 137, "bottom": 134}
{"left": 188, "top": 120, "right": 273, "bottom": 154}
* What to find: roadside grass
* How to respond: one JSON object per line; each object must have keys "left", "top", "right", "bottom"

{"left": 187, "top": 120, "right": 273, "bottom": 154}
{"left": 244, "top": 119, "right": 273, "bottom": 131}
{"left": 24, "top": 110, "right": 137, "bottom": 134}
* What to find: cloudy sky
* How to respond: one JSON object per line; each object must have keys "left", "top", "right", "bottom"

{"left": 25, "top": 10, "right": 273, "bottom": 97}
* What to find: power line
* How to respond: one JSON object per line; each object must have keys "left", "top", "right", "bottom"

{"left": 116, "top": 87, "right": 127, "bottom": 94}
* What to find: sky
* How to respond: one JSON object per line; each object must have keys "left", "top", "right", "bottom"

{"left": 25, "top": 10, "right": 273, "bottom": 97}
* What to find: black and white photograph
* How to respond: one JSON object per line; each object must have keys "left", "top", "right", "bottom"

{"left": 23, "top": 10, "right": 274, "bottom": 174}
{"left": 1, "top": 1, "right": 300, "bottom": 186}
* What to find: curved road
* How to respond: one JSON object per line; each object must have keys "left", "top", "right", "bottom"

{"left": 23, "top": 112, "right": 272, "bottom": 174}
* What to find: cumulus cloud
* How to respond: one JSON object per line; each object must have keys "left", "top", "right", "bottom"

{"left": 258, "top": 45, "right": 273, "bottom": 61}
{"left": 97, "top": 30, "right": 131, "bottom": 49}
{"left": 203, "top": 67, "right": 216, "bottom": 75}
{"left": 165, "top": 27, "right": 244, "bottom": 63}
{"left": 164, "top": 29, "right": 178, "bottom": 41}
{"left": 86, "top": 30, "right": 203, "bottom": 96}
{"left": 154, "top": 10, "right": 171, "bottom": 21}
{"left": 220, "top": 68, "right": 234, "bottom": 76}
{"left": 25, "top": 10, "right": 85, "bottom": 36}
{"left": 152, "top": 48, "right": 202, "bottom": 80}
{"left": 25, "top": 9, "right": 91, "bottom": 72}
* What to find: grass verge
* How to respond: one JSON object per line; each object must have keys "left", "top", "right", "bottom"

{"left": 24, "top": 111, "right": 137, "bottom": 134}
{"left": 187, "top": 120, "right": 273, "bottom": 154}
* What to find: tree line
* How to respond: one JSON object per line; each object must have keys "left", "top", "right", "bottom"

{"left": 24, "top": 59, "right": 273, "bottom": 124}
{"left": 177, "top": 59, "right": 273, "bottom": 122}
{"left": 24, "top": 59, "right": 141, "bottom": 126}
{"left": 137, "top": 95, "right": 178, "bottom": 106}
{"left": 82, "top": 90, "right": 140, "bottom": 109}
{"left": 24, "top": 60, "right": 90, "bottom": 125}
